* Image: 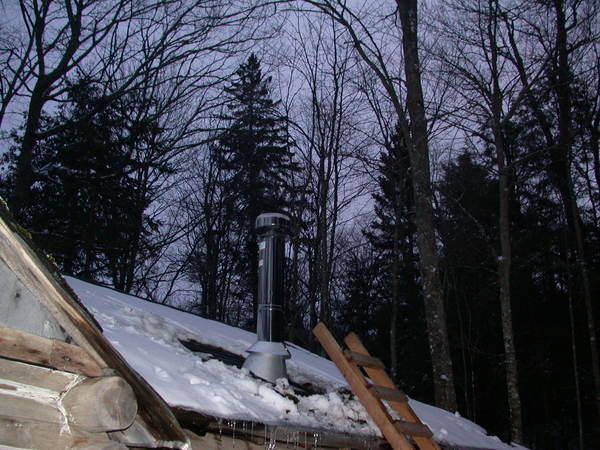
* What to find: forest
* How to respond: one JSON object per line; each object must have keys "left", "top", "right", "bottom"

{"left": 0, "top": 0, "right": 598, "bottom": 448}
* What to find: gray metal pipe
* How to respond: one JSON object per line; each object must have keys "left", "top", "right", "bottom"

{"left": 243, "top": 213, "right": 291, "bottom": 383}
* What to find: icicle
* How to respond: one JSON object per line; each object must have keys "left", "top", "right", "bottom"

{"left": 232, "top": 419, "right": 236, "bottom": 448}
{"left": 268, "top": 426, "right": 273, "bottom": 450}
{"left": 268, "top": 427, "right": 277, "bottom": 450}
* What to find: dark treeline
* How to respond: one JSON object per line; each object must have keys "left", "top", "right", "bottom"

{"left": 1, "top": 1, "right": 598, "bottom": 448}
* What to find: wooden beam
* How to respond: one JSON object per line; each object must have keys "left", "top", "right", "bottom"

{"left": 0, "top": 325, "right": 102, "bottom": 377}
{"left": 203, "top": 421, "right": 386, "bottom": 450}
{"left": 62, "top": 376, "right": 137, "bottom": 432}
{"left": 313, "top": 323, "right": 415, "bottom": 450}
{"left": 0, "top": 416, "right": 126, "bottom": 450}
{"left": 0, "top": 357, "right": 81, "bottom": 392}
{"left": 0, "top": 373, "right": 136, "bottom": 434}
{"left": 0, "top": 385, "right": 62, "bottom": 425}
{"left": 344, "top": 332, "right": 440, "bottom": 450}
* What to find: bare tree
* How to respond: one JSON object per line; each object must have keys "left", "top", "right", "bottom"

{"left": 501, "top": 0, "right": 600, "bottom": 422}
{"left": 430, "top": 0, "right": 546, "bottom": 440}
{"left": 283, "top": 12, "right": 368, "bottom": 347}
{"left": 2, "top": 0, "right": 272, "bottom": 214}
{"left": 298, "top": 0, "right": 457, "bottom": 411}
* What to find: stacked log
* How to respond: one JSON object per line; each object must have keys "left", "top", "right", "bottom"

{"left": 0, "top": 338, "right": 137, "bottom": 449}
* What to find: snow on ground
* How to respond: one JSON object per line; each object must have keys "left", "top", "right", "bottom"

{"left": 66, "top": 276, "right": 526, "bottom": 450}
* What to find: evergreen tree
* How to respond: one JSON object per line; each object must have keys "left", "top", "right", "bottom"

{"left": 437, "top": 151, "right": 503, "bottom": 427}
{"left": 217, "top": 54, "right": 300, "bottom": 327}
{"left": 1, "top": 78, "right": 170, "bottom": 290}
{"left": 363, "top": 125, "right": 429, "bottom": 393}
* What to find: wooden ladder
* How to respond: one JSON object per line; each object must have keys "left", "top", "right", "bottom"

{"left": 313, "top": 323, "right": 440, "bottom": 450}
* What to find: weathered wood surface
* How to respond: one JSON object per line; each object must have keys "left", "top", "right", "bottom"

{"left": 344, "top": 349, "right": 386, "bottom": 370}
{"left": 62, "top": 376, "right": 137, "bottom": 432}
{"left": 0, "top": 209, "right": 189, "bottom": 447}
{"left": 186, "top": 429, "right": 279, "bottom": 450}
{"left": 368, "top": 384, "right": 408, "bottom": 403}
{"left": 0, "top": 325, "right": 102, "bottom": 376}
{"left": 313, "top": 323, "right": 415, "bottom": 450}
{"left": 0, "top": 257, "right": 69, "bottom": 341}
{"left": 0, "top": 380, "right": 62, "bottom": 424}
{"left": 1, "top": 370, "right": 136, "bottom": 435}
{"left": 0, "top": 356, "right": 81, "bottom": 392}
{"left": 0, "top": 416, "right": 126, "bottom": 450}
{"left": 203, "top": 421, "right": 385, "bottom": 450}
{"left": 394, "top": 421, "right": 434, "bottom": 438}
{"left": 344, "top": 332, "right": 440, "bottom": 450}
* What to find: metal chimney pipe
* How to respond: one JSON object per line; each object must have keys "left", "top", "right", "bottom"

{"left": 242, "top": 213, "right": 291, "bottom": 383}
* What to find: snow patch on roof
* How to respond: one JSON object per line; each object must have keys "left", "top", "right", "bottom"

{"left": 66, "top": 276, "right": 527, "bottom": 450}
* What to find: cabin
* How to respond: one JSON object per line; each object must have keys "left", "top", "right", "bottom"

{"left": 0, "top": 204, "right": 189, "bottom": 449}
{"left": 0, "top": 203, "right": 525, "bottom": 450}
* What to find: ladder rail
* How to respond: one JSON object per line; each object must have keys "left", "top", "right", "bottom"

{"left": 343, "top": 332, "right": 441, "bottom": 450}
{"left": 313, "top": 323, "right": 415, "bottom": 450}
{"left": 312, "top": 323, "right": 441, "bottom": 450}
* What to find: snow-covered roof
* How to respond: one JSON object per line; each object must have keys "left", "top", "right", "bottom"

{"left": 66, "top": 276, "right": 526, "bottom": 450}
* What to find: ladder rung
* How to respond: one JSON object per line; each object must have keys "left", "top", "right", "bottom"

{"left": 394, "top": 420, "right": 433, "bottom": 438}
{"left": 368, "top": 384, "right": 408, "bottom": 403}
{"left": 344, "top": 349, "right": 386, "bottom": 369}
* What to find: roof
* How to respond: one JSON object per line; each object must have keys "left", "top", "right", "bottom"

{"left": 66, "top": 276, "right": 528, "bottom": 450}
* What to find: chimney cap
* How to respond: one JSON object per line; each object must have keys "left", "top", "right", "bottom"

{"left": 255, "top": 213, "right": 291, "bottom": 235}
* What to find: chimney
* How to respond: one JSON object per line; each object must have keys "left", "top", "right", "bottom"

{"left": 243, "top": 213, "right": 291, "bottom": 383}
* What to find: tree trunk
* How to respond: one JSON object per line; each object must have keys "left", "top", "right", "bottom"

{"left": 495, "top": 133, "right": 523, "bottom": 443}
{"left": 317, "top": 156, "right": 330, "bottom": 326}
{"left": 553, "top": 0, "right": 600, "bottom": 421}
{"left": 488, "top": 0, "right": 523, "bottom": 441}
{"left": 390, "top": 196, "right": 400, "bottom": 382}
{"left": 397, "top": 0, "right": 457, "bottom": 412}
{"left": 10, "top": 82, "right": 46, "bottom": 214}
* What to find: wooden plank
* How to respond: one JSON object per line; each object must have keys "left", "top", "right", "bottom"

{"left": 344, "top": 349, "right": 386, "bottom": 370}
{"left": 344, "top": 332, "right": 440, "bottom": 450}
{"left": 0, "top": 257, "right": 69, "bottom": 341}
{"left": 0, "top": 325, "right": 102, "bottom": 377}
{"left": 0, "top": 357, "right": 81, "bottom": 392}
{"left": 0, "top": 416, "right": 126, "bottom": 449}
{"left": 395, "top": 421, "right": 434, "bottom": 438}
{"left": 369, "top": 384, "right": 408, "bottom": 403}
{"left": 0, "top": 219, "right": 106, "bottom": 363}
{"left": 313, "top": 323, "right": 415, "bottom": 450}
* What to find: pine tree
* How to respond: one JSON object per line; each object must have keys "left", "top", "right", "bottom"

{"left": 364, "top": 125, "right": 427, "bottom": 387}
{"left": 1, "top": 78, "right": 169, "bottom": 290}
{"left": 217, "top": 53, "right": 300, "bottom": 327}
